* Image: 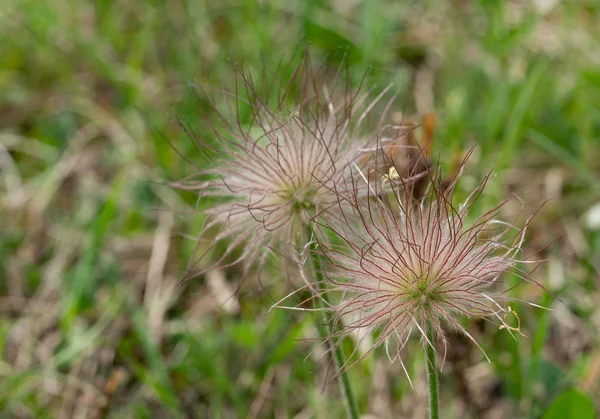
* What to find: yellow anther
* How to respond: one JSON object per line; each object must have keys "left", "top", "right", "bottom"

{"left": 498, "top": 305, "right": 527, "bottom": 337}
{"left": 381, "top": 166, "right": 400, "bottom": 187}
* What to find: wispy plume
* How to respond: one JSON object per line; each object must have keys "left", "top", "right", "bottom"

{"left": 172, "top": 52, "right": 411, "bottom": 277}
{"left": 280, "top": 149, "right": 547, "bottom": 381}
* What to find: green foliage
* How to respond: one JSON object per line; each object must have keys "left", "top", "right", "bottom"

{"left": 542, "top": 389, "right": 596, "bottom": 419}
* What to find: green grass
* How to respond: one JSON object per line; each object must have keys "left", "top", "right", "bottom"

{"left": 1, "top": 1, "right": 600, "bottom": 418}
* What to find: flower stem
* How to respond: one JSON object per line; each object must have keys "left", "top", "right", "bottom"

{"left": 425, "top": 321, "right": 440, "bottom": 419}
{"left": 306, "top": 226, "right": 360, "bottom": 419}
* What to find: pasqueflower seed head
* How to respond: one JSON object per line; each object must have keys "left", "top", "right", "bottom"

{"left": 172, "top": 54, "right": 408, "bottom": 275}
{"left": 289, "top": 150, "right": 546, "bottom": 380}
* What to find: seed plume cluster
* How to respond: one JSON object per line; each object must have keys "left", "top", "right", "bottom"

{"left": 175, "top": 53, "right": 546, "bottom": 381}
{"left": 173, "top": 54, "right": 406, "bottom": 273}
{"left": 294, "top": 151, "right": 542, "bottom": 378}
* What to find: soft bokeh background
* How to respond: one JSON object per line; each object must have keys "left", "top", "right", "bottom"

{"left": 1, "top": 1, "right": 599, "bottom": 418}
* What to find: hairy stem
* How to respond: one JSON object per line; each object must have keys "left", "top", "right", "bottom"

{"left": 306, "top": 225, "right": 360, "bottom": 419}
{"left": 425, "top": 321, "right": 440, "bottom": 419}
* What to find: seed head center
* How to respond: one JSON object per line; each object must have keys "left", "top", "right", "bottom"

{"left": 283, "top": 184, "right": 319, "bottom": 214}
{"left": 408, "top": 276, "right": 442, "bottom": 310}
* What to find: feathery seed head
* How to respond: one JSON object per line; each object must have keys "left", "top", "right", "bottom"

{"left": 173, "top": 53, "right": 406, "bottom": 274}
{"left": 299, "top": 150, "right": 545, "bottom": 377}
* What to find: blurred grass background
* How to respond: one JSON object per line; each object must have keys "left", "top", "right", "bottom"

{"left": 1, "top": 0, "right": 600, "bottom": 418}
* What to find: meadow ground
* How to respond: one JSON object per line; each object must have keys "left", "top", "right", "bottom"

{"left": 1, "top": 1, "right": 599, "bottom": 418}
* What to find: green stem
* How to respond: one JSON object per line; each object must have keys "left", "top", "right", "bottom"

{"left": 425, "top": 321, "right": 440, "bottom": 419}
{"left": 306, "top": 225, "right": 360, "bottom": 419}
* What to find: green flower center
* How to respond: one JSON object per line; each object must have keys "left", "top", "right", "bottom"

{"left": 408, "top": 276, "right": 442, "bottom": 311}
{"left": 282, "top": 184, "right": 319, "bottom": 214}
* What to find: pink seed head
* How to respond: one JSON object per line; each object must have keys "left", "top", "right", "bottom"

{"left": 303, "top": 150, "right": 545, "bottom": 377}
